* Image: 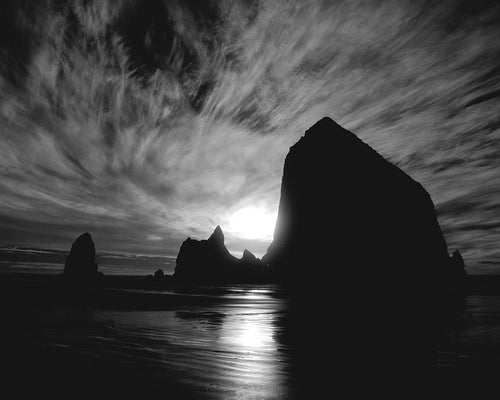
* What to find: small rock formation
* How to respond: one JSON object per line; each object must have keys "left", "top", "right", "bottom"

{"left": 154, "top": 269, "right": 165, "bottom": 279}
{"left": 63, "top": 232, "right": 98, "bottom": 279}
{"left": 448, "top": 249, "right": 467, "bottom": 286}
{"left": 450, "top": 250, "right": 465, "bottom": 272}
{"left": 241, "top": 249, "right": 261, "bottom": 267}
{"left": 174, "top": 226, "right": 267, "bottom": 283}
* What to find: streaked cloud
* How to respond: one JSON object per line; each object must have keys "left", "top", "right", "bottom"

{"left": 0, "top": 0, "right": 499, "bottom": 272}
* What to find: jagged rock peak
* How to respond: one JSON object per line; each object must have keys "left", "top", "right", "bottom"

{"left": 208, "top": 226, "right": 224, "bottom": 243}
{"left": 242, "top": 249, "right": 258, "bottom": 261}
{"left": 174, "top": 227, "right": 268, "bottom": 283}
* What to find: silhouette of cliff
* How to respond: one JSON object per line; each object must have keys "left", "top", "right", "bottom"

{"left": 265, "top": 117, "right": 464, "bottom": 286}
{"left": 63, "top": 232, "right": 99, "bottom": 279}
{"left": 262, "top": 117, "right": 465, "bottom": 388}
{"left": 174, "top": 226, "right": 267, "bottom": 283}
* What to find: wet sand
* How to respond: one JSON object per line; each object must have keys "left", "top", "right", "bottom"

{"left": 0, "top": 277, "right": 297, "bottom": 398}
{"left": 2, "top": 274, "right": 500, "bottom": 397}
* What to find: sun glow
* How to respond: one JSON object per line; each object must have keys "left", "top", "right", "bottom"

{"left": 226, "top": 206, "right": 277, "bottom": 240}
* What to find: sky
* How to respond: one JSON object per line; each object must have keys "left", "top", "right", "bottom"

{"left": 0, "top": 0, "right": 499, "bottom": 273}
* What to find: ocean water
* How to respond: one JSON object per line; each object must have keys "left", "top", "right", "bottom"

{"left": 2, "top": 284, "right": 500, "bottom": 397}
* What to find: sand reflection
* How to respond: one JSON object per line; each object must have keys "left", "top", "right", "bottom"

{"left": 221, "top": 313, "right": 274, "bottom": 350}
{"left": 169, "top": 286, "right": 291, "bottom": 398}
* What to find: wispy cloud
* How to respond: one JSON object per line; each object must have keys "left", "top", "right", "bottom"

{"left": 0, "top": 0, "right": 499, "bottom": 271}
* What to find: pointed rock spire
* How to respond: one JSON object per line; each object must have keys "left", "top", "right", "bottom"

{"left": 242, "top": 249, "right": 257, "bottom": 261}
{"left": 208, "top": 225, "right": 224, "bottom": 244}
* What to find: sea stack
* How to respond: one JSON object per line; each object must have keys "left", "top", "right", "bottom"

{"left": 174, "top": 226, "right": 267, "bottom": 283}
{"left": 154, "top": 269, "right": 165, "bottom": 279}
{"left": 265, "top": 117, "right": 461, "bottom": 286}
{"left": 63, "top": 232, "right": 99, "bottom": 279}
{"left": 263, "top": 117, "right": 463, "bottom": 381}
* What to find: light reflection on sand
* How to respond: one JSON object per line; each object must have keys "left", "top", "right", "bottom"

{"left": 7, "top": 285, "right": 293, "bottom": 399}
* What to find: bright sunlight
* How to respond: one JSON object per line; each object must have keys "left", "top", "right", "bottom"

{"left": 226, "top": 206, "right": 277, "bottom": 240}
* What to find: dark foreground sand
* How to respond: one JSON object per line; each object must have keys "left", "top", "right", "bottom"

{"left": 1, "top": 274, "right": 500, "bottom": 397}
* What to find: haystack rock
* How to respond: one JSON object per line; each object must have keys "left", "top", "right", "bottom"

{"left": 262, "top": 117, "right": 465, "bottom": 384}
{"left": 174, "top": 226, "right": 267, "bottom": 283}
{"left": 63, "top": 232, "right": 98, "bottom": 279}
{"left": 265, "top": 117, "right": 463, "bottom": 287}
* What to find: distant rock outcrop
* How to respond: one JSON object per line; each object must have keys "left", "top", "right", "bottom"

{"left": 63, "top": 232, "right": 98, "bottom": 279}
{"left": 174, "top": 226, "right": 267, "bottom": 283}
{"left": 241, "top": 249, "right": 260, "bottom": 267}
{"left": 154, "top": 269, "right": 165, "bottom": 279}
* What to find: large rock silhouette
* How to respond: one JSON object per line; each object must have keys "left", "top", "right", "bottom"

{"left": 174, "top": 226, "right": 267, "bottom": 283}
{"left": 63, "top": 232, "right": 98, "bottom": 279}
{"left": 263, "top": 117, "right": 464, "bottom": 388}
{"left": 265, "top": 117, "right": 462, "bottom": 285}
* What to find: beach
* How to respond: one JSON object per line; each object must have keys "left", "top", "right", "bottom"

{"left": 1, "top": 274, "right": 500, "bottom": 397}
